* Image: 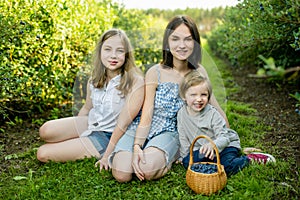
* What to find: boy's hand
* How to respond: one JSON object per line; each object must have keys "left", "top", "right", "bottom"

{"left": 199, "top": 143, "right": 214, "bottom": 160}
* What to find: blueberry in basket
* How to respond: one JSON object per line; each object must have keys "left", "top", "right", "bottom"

{"left": 190, "top": 163, "right": 218, "bottom": 174}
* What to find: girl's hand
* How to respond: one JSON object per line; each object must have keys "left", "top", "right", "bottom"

{"left": 132, "top": 145, "right": 146, "bottom": 181}
{"left": 199, "top": 143, "right": 215, "bottom": 160}
{"left": 95, "top": 157, "right": 109, "bottom": 172}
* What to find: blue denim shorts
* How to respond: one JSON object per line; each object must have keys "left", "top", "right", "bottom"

{"left": 109, "top": 129, "right": 180, "bottom": 166}
{"left": 87, "top": 131, "right": 112, "bottom": 156}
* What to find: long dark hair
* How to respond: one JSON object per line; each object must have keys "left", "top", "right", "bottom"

{"left": 161, "top": 15, "right": 201, "bottom": 69}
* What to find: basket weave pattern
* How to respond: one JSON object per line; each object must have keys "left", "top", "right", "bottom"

{"left": 186, "top": 135, "right": 227, "bottom": 195}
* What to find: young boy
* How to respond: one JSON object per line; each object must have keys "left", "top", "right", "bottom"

{"left": 177, "top": 70, "right": 275, "bottom": 176}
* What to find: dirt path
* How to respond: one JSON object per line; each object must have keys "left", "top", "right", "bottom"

{"left": 228, "top": 65, "right": 300, "bottom": 170}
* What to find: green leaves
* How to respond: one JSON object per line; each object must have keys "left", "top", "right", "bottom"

{"left": 290, "top": 28, "right": 300, "bottom": 51}
{"left": 208, "top": 0, "right": 300, "bottom": 70}
{"left": 257, "top": 55, "right": 285, "bottom": 77}
{"left": 0, "top": 0, "right": 162, "bottom": 123}
{"left": 13, "top": 176, "right": 27, "bottom": 181}
{"left": 289, "top": 92, "right": 300, "bottom": 107}
{"left": 0, "top": 0, "right": 118, "bottom": 122}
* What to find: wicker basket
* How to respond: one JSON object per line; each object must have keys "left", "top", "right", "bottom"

{"left": 186, "top": 135, "right": 227, "bottom": 195}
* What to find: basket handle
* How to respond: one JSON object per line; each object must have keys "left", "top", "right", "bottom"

{"left": 188, "top": 135, "right": 223, "bottom": 174}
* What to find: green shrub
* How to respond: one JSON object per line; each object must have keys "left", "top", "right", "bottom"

{"left": 0, "top": 0, "right": 163, "bottom": 123}
{"left": 208, "top": 0, "right": 300, "bottom": 69}
{"left": 112, "top": 8, "right": 163, "bottom": 71}
{"left": 0, "top": 0, "right": 117, "bottom": 122}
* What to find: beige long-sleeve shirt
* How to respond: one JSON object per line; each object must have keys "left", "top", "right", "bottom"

{"left": 177, "top": 104, "right": 241, "bottom": 160}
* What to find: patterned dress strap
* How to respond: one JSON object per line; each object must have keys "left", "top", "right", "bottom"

{"left": 156, "top": 65, "right": 161, "bottom": 84}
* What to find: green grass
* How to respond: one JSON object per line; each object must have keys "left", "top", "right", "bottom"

{"left": 1, "top": 151, "right": 297, "bottom": 199}
{"left": 1, "top": 43, "right": 299, "bottom": 199}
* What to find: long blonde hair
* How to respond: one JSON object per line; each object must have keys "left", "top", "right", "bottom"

{"left": 90, "top": 29, "right": 140, "bottom": 96}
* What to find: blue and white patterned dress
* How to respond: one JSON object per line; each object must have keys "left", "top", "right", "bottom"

{"left": 147, "top": 66, "right": 185, "bottom": 139}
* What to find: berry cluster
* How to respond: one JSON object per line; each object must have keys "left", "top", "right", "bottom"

{"left": 190, "top": 163, "right": 217, "bottom": 174}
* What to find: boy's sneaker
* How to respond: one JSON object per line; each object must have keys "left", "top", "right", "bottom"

{"left": 243, "top": 147, "right": 262, "bottom": 155}
{"left": 247, "top": 152, "right": 276, "bottom": 164}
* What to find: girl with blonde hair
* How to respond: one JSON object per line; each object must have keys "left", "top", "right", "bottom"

{"left": 37, "top": 29, "right": 144, "bottom": 167}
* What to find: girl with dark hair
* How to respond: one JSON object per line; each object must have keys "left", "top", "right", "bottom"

{"left": 109, "top": 16, "right": 228, "bottom": 182}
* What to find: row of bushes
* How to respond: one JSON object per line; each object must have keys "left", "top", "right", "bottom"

{"left": 208, "top": 0, "right": 300, "bottom": 72}
{"left": 0, "top": 0, "right": 162, "bottom": 123}
{"left": 6, "top": 0, "right": 299, "bottom": 123}
{"left": 1, "top": 0, "right": 115, "bottom": 120}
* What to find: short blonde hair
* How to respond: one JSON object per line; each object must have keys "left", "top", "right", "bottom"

{"left": 179, "top": 70, "right": 212, "bottom": 101}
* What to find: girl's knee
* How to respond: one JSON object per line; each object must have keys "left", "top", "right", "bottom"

{"left": 143, "top": 167, "right": 168, "bottom": 181}
{"left": 112, "top": 170, "right": 132, "bottom": 183}
{"left": 36, "top": 146, "right": 50, "bottom": 163}
{"left": 143, "top": 171, "right": 156, "bottom": 180}
{"left": 39, "top": 121, "right": 52, "bottom": 140}
{"left": 140, "top": 162, "right": 155, "bottom": 180}
{"left": 140, "top": 157, "right": 167, "bottom": 180}
{"left": 111, "top": 151, "right": 133, "bottom": 182}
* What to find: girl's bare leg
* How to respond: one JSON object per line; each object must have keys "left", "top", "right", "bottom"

{"left": 37, "top": 137, "right": 100, "bottom": 162}
{"left": 111, "top": 151, "right": 134, "bottom": 183}
{"left": 37, "top": 116, "right": 98, "bottom": 162}
{"left": 139, "top": 147, "right": 169, "bottom": 180}
{"left": 39, "top": 116, "right": 88, "bottom": 142}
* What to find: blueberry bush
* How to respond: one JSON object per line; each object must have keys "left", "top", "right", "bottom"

{"left": 0, "top": 0, "right": 115, "bottom": 121}
{"left": 0, "top": 0, "right": 160, "bottom": 123}
{"left": 112, "top": 8, "right": 162, "bottom": 71}
{"left": 208, "top": 0, "right": 300, "bottom": 71}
